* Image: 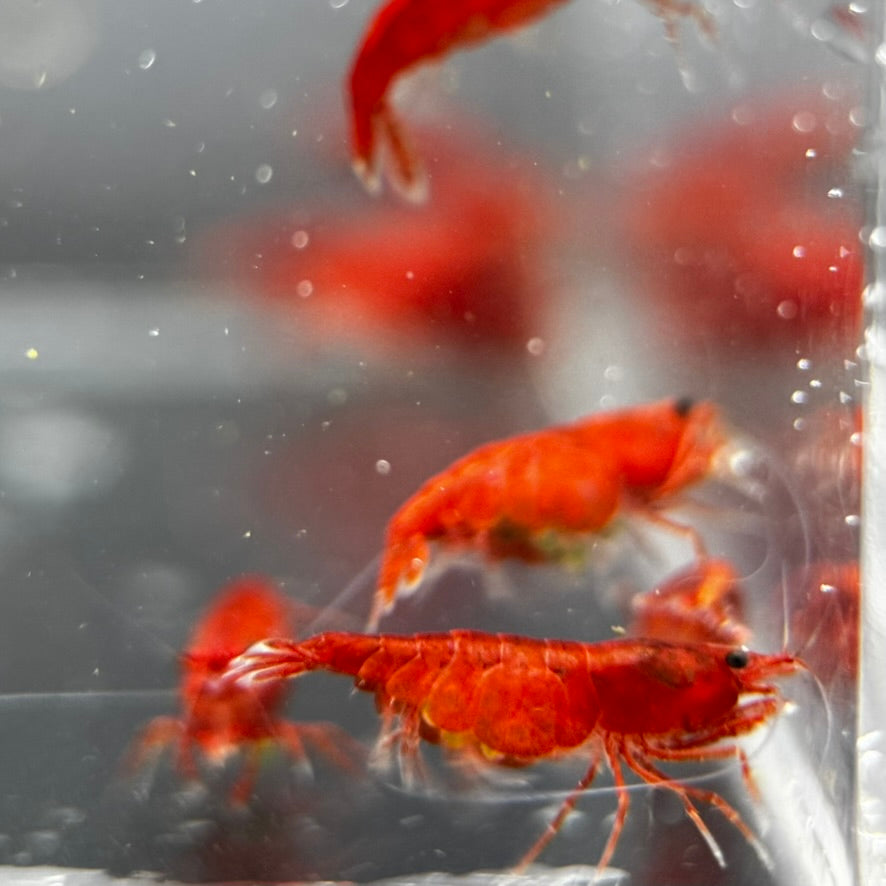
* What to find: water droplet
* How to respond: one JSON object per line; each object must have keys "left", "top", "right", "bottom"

{"left": 777, "top": 300, "right": 799, "bottom": 319}
{"left": 797, "top": 357, "right": 812, "bottom": 370}
{"left": 805, "top": 148, "right": 818, "bottom": 158}
{"left": 25, "top": 347, "right": 39, "bottom": 360}
{"left": 148, "top": 327, "right": 160, "bottom": 337}
{"left": 330, "top": 0, "right": 349, "bottom": 7}
{"left": 259, "top": 88, "right": 278, "bottom": 109}
{"left": 845, "top": 514, "right": 860, "bottom": 527}
{"left": 792, "top": 111, "right": 817, "bottom": 133}
{"left": 828, "top": 187, "right": 845, "bottom": 199}
{"left": 291, "top": 230, "right": 309, "bottom": 249}
{"left": 869, "top": 226, "right": 886, "bottom": 249}
{"left": 792, "top": 245, "right": 806, "bottom": 258}
{"left": 876, "top": 42, "right": 886, "bottom": 66}
{"left": 255, "top": 164, "right": 273, "bottom": 184}
{"left": 138, "top": 49, "right": 156, "bottom": 70}
{"left": 791, "top": 390, "right": 809, "bottom": 405}
{"left": 375, "top": 459, "right": 392, "bottom": 475}
{"left": 297, "top": 280, "right": 313, "bottom": 298}
{"left": 526, "top": 337, "right": 545, "bottom": 356}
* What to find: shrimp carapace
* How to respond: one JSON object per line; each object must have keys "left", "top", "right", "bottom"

{"left": 227, "top": 629, "right": 804, "bottom": 871}
{"left": 370, "top": 398, "right": 730, "bottom": 630}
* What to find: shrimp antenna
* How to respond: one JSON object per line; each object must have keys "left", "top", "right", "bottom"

{"left": 304, "top": 553, "right": 383, "bottom": 635}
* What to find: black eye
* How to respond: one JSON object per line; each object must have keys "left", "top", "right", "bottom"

{"left": 725, "top": 648, "right": 749, "bottom": 669}
{"left": 674, "top": 397, "right": 695, "bottom": 418}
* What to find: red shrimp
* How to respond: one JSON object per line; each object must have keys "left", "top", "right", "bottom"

{"left": 370, "top": 397, "right": 729, "bottom": 630}
{"left": 629, "top": 558, "right": 751, "bottom": 646}
{"left": 123, "top": 575, "right": 365, "bottom": 803}
{"left": 226, "top": 629, "right": 804, "bottom": 872}
{"left": 790, "top": 560, "right": 859, "bottom": 690}
{"left": 348, "top": 0, "right": 714, "bottom": 199}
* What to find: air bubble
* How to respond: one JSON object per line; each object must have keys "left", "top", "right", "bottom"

{"left": 138, "top": 50, "right": 156, "bottom": 70}
{"left": 291, "top": 230, "right": 309, "bottom": 249}
{"left": 375, "top": 459, "right": 392, "bottom": 475}
{"left": 777, "top": 300, "right": 799, "bottom": 319}
{"left": 255, "top": 164, "right": 273, "bottom": 184}
{"left": 297, "top": 280, "right": 313, "bottom": 298}
{"left": 526, "top": 337, "right": 545, "bottom": 356}
{"left": 259, "top": 89, "right": 278, "bottom": 109}
{"left": 791, "top": 111, "right": 817, "bottom": 133}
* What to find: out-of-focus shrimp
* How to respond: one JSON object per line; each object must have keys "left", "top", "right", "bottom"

{"left": 195, "top": 123, "right": 560, "bottom": 363}
{"left": 369, "top": 397, "right": 729, "bottom": 630}
{"left": 628, "top": 558, "right": 751, "bottom": 646}
{"left": 227, "top": 629, "right": 804, "bottom": 872}
{"left": 790, "top": 560, "right": 859, "bottom": 691}
{"left": 122, "top": 575, "right": 365, "bottom": 803}
{"left": 620, "top": 91, "right": 862, "bottom": 354}
{"left": 348, "top": 0, "right": 713, "bottom": 199}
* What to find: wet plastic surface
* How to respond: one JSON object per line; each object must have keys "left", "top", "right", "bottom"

{"left": 0, "top": 0, "right": 870, "bottom": 884}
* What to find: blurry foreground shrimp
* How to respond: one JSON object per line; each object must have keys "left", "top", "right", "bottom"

{"left": 629, "top": 558, "right": 751, "bottom": 646}
{"left": 370, "top": 397, "right": 729, "bottom": 630}
{"left": 122, "top": 575, "right": 365, "bottom": 803}
{"left": 227, "top": 630, "right": 804, "bottom": 872}
{"left": 349, "top": 0, "right": 714, "bottom": 199}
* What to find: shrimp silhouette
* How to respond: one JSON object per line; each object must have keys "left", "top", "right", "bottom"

{"left": 122, "top": 575, "right": 365, "bottom": 803}
{"left": 370, "top": 397, "right": 729, "bottom": 630}
{"left": 629, "top": 558, "right": 751, "bottom": 646}
{"left": 349, "top": 0, "right": 714, "bottom": 198}
{"left": 226, "top": 629, "right": 804, "bottom": 872}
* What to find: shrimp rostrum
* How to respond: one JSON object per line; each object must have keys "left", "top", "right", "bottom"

{"left": 227, "top": 629, "right": 804, "bottom": 872}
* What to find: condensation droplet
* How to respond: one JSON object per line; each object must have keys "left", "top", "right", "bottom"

{"left": 777, "top": 300, "right": 799, "bottom": 319}
{"left": 375, "top": 459, "right": 392, "bottom": 475}
{"left": 138, "top": 49, "right": 156, "bottom": 70}
{"left": 869, "top": 226, "right": 886, "bottom": 249}
{"left": 255, "top": 164, "right": 273, "bottom": 184}
{"left": 792, "top": 111, "right": 817, "bottom": 133}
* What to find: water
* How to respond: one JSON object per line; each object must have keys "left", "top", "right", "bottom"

{"left": 0, "top": 1, "right": 870, "bottom": 884}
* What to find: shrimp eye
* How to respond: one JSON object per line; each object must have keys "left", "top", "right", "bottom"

{"left": 725, "top": 648, "right": 749, "bottom": 669}
{"left": 674, "top": 397, "right": 695, "bottom": 418}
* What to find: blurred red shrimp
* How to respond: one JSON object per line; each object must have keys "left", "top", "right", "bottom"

{"left": 195, "top": 125, "right": 560, "bottom": 363}
{"left": 369, "top": 397, "right": 730, "bottom": 629}
{"left": 619, "top": 91, "right": 862, "bottom": 356}
{"left": 349, "top": 0, "right": 714, "bottom": 198}
{"left": 122, "top": 575, "right": 365, "bottom": 803}
{"left": 227, "top": 629, "right": 804, "bottom": 872}
{"left": 629, "top": 558, "right": 751, "bottom": 646}
{"left": 790, "top": 560, "right": 859, "bottom": 692}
